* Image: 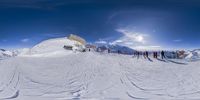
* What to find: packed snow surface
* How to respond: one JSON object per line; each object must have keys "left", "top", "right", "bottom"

{"left": 1, "top": 52, "right": 200, "bottom": 100}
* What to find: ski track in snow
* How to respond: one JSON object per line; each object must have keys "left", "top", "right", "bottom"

{"left": 0, "top": 52, "right": 200, "bottom": 100}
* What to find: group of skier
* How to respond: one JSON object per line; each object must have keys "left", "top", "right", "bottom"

{"left": 134, "top": 51, "right": 166, "bottom": 59}
{"left": 95, "top": 48, "right": 166, "bottom": 60}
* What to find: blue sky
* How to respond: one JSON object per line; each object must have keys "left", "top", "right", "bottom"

{"left": 0, "top": 0, "right": 200, "bottom": 50}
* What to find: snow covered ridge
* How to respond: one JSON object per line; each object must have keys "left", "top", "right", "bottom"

{"left": 96, "top": 44, "right": 136, "bottom": 55}
{"left": 0, "top": 49, "right": 14, "bottom": 59}
{"left": 0, "top": 48, "right": 32, "bottom": 59}
{"left": 185, "top": 49, "right": 200, "bottom": 61}
{"left": 1, "top": 35, "right": 200, "bottom": 60}
{"left": 27, "top": 37, "right": 85, "bottom": 57}
{"left": 27, "top": 36, "right": 137, "bottom": 57}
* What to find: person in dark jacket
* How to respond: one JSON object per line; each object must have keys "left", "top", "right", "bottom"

{"left": 145, "top": 51, "right": 149, "bottom": 58}
{"left": 161, "top": 51, "right": 165, "bottom": 59}
{"left": 143, "top": 52, "right": 146, "bottom": 59}
{"left": 117, "top": 50, "right": 120, "bottom": 54}
{"left": 153, "top": 52, "right": 158, "bottom": 59}
{"left": 108, "top": 49, "right": 111, "bottom": 53}
{"left": 137, "top": 51, "right": 140, "bottom": 59}
{"left": 155, "top": 52, "right": 158, "bottom": 58}
{"left": 133, "top": 52, "right": 137, "bottom": 58}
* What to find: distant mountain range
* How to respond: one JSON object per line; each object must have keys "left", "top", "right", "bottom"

{"left": 0, "top": 49, "right": 13, "bottom": 60}
{"left": 96, "top": 44, "right": 136, "bottom": 55}
{"left": 185, "top": 49, "right": 200, "bottom": 61}
{"left": 1, "top": 36, "right": 200, "bottom": 61}
{"left": 0, "top": 48, "right": 30, "bottom": 60}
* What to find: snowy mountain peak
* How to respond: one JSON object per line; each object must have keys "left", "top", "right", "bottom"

{"left": 96, "top": 44, "right": 136, "bottom": 55}
{"left": 0, "top": 49, "right": 13, "bottom": 59}
{"left": 0, "top": 49, "right": 6, "bottom": 52}
{"left": 185, "top": 49, "right": 200, "bottom": 61}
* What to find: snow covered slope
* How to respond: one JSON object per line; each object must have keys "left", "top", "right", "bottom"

{"left": 28, "top": 37, "right": 82, "bottom": 57}
{"left": 0, "top": 49, "right": 13, "bottom": 60}
{"left": 185, "top": 49, "right": 200, "bottom": 61}
{"left": 0, "top": 51, "right": 200, "bottom": 100}
{"left": 12, "top": 48, "right": 30, "bottom": 56}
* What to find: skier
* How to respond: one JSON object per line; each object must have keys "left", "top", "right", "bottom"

{"left": 155, "top": 52, "right": 158, "bottom": 58}
{"left": 143, "top": 52, "right": 146, "bottom": 59}
{"left": 108, "top": 49, "right": 111, "bottom": 53}
{"left": 137, "top": 51, "right": 140, "bottom": 59}
{"left": 145, "top": 51, "right": 149, "bottom": 58}
{"left": 133, "top": 52, "right": 137, "bottom": 58}
{"left": 161, "top": 50, "right": 165, "bottom": 59}
{"left": 117, "top": 50, "right": 120, "bottom": 54}
{"left": 153, "top": 52, "right": 158, "bottom": 59}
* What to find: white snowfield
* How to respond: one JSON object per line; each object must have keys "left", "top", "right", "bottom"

{"left": 0, "top": 38, "right": 200, "bottom": 100}
{"left": 1, "top": 53, "right": 200, "bottom": 100}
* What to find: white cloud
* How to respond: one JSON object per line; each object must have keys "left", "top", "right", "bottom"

{"left": 134, "top": 46, "right": 162, "bottom": 51}
{"left": 114, "top": 39, "right": 123, "bottom": 43}
{"left": 111, "top": 27, "right": 162, "bottom": 50}
{"left": 95, "top": 40, "right": 107, "bottom": 44}
{"left": 173, "top": 39, "right": 182, "bottom": 42}
{"left": 42, "top": 33, "right": 65, "bottom": 37}
{"left": 115, "top": 28, "right": 148, "bottom": 44}
{"left": 21, "top": 38, "right": 30, "bottom": 43}
{"left": 2, "top": 39, "right": 7, "bottom": 42}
